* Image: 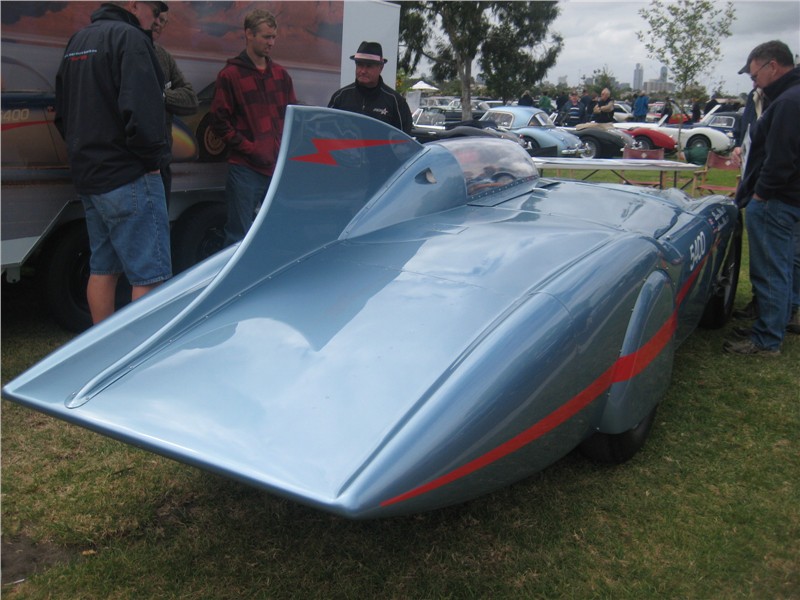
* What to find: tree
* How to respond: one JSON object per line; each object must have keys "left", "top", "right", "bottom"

{"left": 587, "top": 65, "right": 617, "bottom": 96}
{"left": 637, "top": 0, "right": 735, "bottom": 128}
{"left": 479, "top": 3, "right": 563, "bottom": 104}
{"left": 397, "top": 2, "right": 562, "bottom": 119}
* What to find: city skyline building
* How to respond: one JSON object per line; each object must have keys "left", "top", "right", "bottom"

{"left": 633, "top": 63, "right": 643, "bottom": 90}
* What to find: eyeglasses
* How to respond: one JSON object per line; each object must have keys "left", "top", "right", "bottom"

{"left": 750, "top": 61, "right": 771, "bottom": 82}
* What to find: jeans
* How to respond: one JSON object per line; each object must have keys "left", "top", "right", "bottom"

{"left": 745, "top": 197, "right": 800, "bottom": 349}
{"left": 223, "top": 163, "right": 272, "bottom": 246}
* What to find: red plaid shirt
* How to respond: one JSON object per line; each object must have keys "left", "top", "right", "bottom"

{"left": 211, "top": 52, "right": 297, "bottom": 176}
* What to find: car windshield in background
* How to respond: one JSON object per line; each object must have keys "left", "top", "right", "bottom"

{"left": 529, "top": 112, "right": 555, "bottom": 128}
{"left": 413, "top": 108, "right": 446, "bottom": 128}
{"left": 438, "top": 137, "right": 539, "bottom": 196}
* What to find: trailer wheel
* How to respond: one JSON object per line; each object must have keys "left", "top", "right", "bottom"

{"left": 37, "top": 223, "right": 132, "bottom": 332}
{"left": 171, "top": 202, "right": 227, "bottom": 273}
{"left": 36, "top": 223, "right": 92, "bottom": 331}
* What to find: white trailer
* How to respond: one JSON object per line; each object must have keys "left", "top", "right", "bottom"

{"left": 1, "top": 0, "right": 400, "bottom": 330}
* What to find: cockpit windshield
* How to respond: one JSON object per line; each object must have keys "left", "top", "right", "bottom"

{"left": 438, "top": 137, "right": 539, "bottom": 196}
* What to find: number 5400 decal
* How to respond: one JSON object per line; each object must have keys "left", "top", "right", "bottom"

{"left": 689, "top": 231, "right": 707, "bottom": 271}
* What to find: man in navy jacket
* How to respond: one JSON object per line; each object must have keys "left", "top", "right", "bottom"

{"left": 726, "top": 40, "right": 800, "bottom": 356}
{"left": 55, "top": 1, "right": 171, "bottom": 324}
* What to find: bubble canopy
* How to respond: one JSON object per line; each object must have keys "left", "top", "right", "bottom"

{"left": 437, "top": 137, "right": 539, "bottom": 196}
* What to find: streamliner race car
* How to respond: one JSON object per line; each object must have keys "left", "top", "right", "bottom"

{"left": 3, "top": 106, "right": 741, "bottom": 519}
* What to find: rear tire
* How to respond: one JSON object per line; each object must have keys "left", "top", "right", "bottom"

{"left": 699, "top": 213, "right": 743, "bottom": 329}
{"left": 579, "top": 404, "right": 658, "bottom": 464}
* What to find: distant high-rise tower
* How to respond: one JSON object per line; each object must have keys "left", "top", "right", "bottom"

{"left": 633, "top": 63, "right": 644, "bottom": 90}
{"left": 660, "top": 66, "right": 668, "bottom": 82}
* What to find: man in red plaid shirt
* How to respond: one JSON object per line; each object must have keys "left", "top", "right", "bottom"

{"left": 211, "top": 9, "right": 297, "bottom": 245}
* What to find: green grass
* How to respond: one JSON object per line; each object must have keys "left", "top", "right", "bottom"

{"left": 2, "top": 173, "right": 798, "bottom": 598}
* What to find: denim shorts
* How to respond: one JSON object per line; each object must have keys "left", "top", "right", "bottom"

{"left": 81, "top": 173, "right": 172, "bottom": 286}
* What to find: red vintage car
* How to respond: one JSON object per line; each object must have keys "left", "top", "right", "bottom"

{"left": 619, "top": 125, "right": 678, "bottom": 153}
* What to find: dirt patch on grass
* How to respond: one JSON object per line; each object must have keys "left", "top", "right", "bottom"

{"left": 1, "top": 535, "right": 73, "bottom": 585}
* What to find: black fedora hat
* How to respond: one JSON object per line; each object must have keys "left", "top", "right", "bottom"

{"left": 350, "top": 41, "right": 387, "bottom": 64}
{"left": 149, "top": 1, "right": 169, "bottom": 13}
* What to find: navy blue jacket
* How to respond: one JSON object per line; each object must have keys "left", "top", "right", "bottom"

{"left": 55, "top": 4, "right": 168, "bottom": 194}
{"left": 735, "top": 67, "right": 800, "bottom": 208}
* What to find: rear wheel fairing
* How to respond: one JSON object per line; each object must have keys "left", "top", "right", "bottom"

{"left": 597, "top": 269, "right": 675, "bottom": 434}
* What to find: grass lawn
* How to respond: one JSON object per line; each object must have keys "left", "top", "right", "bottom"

{"left": 2, "top": 170, "right": 798, "bottom": 599}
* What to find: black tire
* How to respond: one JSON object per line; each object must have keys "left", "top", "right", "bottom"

{"left": 582, "top": 137, "right": 599, "bottom": 159}
{"left": 196, "top": 114, "right": 227, "bottom": 162}
{"left": 36, "top": 223, "right": 92, "bottom": 331}
{"left": 170, "top": 202, "right": 227, "bottom": 273}
{"left": 579, "top": 404, "right": 658, "bottom": 464}
{"left": 686, "top": 135, "right": 711, "bottom": 150}
{"left": 634, "top": 135, "right": 653, "bottom": 150}
{"left": 699, "top": 212, "right": 743, "bottom": 329}
{"left": 522, "top": 136, "right": 540, "bottom": 150}
{"left": 36, "top": 223, "right": 130, "bottom": 332}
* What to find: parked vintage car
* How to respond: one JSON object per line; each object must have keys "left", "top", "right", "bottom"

{"left": 646, "top": 100, "right": 690, "bottom": 124}
{"left": 695, "top": 109, "right": 742, "bottom": 139}
{"left": 411, "top": 111, "right": 529, "bottom": 151}
{"left": 613, "top": 102, "right": 635, "bottom": 122}
{"left": 620, "top": 125, "right": 679, "bottom": 153}
{"left": 480, "top": 105, "right": 586, "bottom": 157}
{"left": 557, "top": 122, "right": 638, "bottom": 158}
{"left": 446, "top": 98, "right": 494, "bottom": 114}
{"left": 3, "top": 106, "right": 742, "bottom": 519}
{"left": 616, "top": 114, "right": 734, "bottom": 154}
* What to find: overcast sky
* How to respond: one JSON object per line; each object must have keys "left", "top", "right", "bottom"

{"left": 547, "top": 0, "right": 800, "bottom": 95}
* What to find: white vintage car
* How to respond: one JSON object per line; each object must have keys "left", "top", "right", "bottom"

{"left": 614, "top": 106, "right": 735, "bottom": 154}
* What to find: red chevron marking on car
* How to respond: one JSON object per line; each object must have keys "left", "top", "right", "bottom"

{"left": 291, "top": 138, "right": 408, "bottom": 166}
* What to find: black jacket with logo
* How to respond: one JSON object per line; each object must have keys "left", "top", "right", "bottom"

{"left": 55, "top": 4, "right": 168, "bottom": 194}
{"left": 328, "top": 77, "right": 413, "bottom": 134}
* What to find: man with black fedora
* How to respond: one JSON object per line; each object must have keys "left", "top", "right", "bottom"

{"left": 328, "top": 41, "right": 413, "bottom": 134}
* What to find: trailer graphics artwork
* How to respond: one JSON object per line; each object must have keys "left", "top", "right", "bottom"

{"left": 1, "top": 1, "right": 399, "bottom": 331}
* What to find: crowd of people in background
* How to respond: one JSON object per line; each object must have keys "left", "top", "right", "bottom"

{"left": 512, "top": 86, "right": 745, "bottom": 126}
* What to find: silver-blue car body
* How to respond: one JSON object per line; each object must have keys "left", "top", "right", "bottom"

{"left": 480, "top": 105, "right": 586, "bottom": 157}
{"left": 3, "top": 106, "right": 741, "bottom": 519}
